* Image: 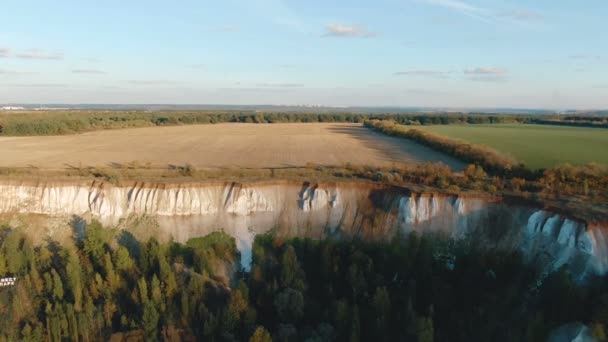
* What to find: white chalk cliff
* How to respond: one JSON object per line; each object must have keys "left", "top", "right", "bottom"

{"left": 0, "top": 180, "right": 605, "bottom": 277}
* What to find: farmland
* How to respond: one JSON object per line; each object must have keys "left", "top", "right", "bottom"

{"left": 416, "top": 124, "right": 608, "bottom": 169}
{"left": 0, "top": 123, "right": 465, "bottom": 170}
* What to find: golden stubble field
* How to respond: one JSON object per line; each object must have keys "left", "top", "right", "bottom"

{"left": 0, "top": 123, "right": 465, "bottom": 170}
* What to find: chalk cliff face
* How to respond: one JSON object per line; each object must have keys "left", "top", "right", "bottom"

{"left": 0, "top": 180, "right": 605, "bottom": 278}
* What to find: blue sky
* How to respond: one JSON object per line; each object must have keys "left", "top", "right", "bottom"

{"left": 1, "top": 0, "right": 607, "bottom": 108}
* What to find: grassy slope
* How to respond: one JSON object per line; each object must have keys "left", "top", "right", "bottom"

{"left": 417, "top": 124, "right": 608, "bottom": 169}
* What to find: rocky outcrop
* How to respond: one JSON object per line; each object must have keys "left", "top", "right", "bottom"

{"left": 0, "top": 180, "right": 605, "bottom": 278}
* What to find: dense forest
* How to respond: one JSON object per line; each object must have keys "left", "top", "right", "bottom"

{"left": 1, "top": 222, "right": 607, "bottom": 341}
{"left": 0, "top": 111, "right": 526, "bottom": 136}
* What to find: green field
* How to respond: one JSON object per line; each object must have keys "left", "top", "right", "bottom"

{"left": 416, "top": 124, "right": 608, "bottom": 169}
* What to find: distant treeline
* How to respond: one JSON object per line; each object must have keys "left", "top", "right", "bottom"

{"left": 0, "top": 111, "right": 529, "bottom": 136}
{"left": 2, "top": 109, "right": 604, "bottom": 137}
{"left": 530, "top": 117, "right": 608, "bottom": 129}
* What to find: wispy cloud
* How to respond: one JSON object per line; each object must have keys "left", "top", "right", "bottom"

{"left": 569, "top": 54, "right": 601, "bottom": 60}
{"left": 15, "top": 49, "right": 63, "bottom": 60}
{"left": 82, "top": 57, "right": 100, "bottom": 63}
{"left": 0, "top": 47, "right": 9, "bottom": 58}
{"left": 419, "top": 0, "right": 492, "bottom": 23}
{"left": 126, "top": 80, "right": 181, "bottom": 85}
{"left": 418, "top": 0, "right": 543, "bottom": 27}
{"left": 256, "top": 83, "right": 304, "bottom": 88}
{"left": 466, "top": 76, "right": 506, "bottom": 83}
{"left": 404, "top": 88, "right": 456, "bottom": 95}
{"left": 8, "top": 83, "right": 67, "bottom": 87}
{"left": 323, "top": 24, "right": 376, "bottom": 38}
{"left": 497, "top": 10, "right": 542, "bottom": 21}
{"left": 220, "top": 87, "right": 297, "bottom": 93}
{"left": 464, "top": 67, "right": 507, "bottom": 75}
{"left": 463, "top": 67, "right": 508, "bottom": 82}
{"left": 0, "top": 69, "right": 36, "bottom": 75}
{"left": 72, "top": 69, "right": 106, "bottom": 74}
{"left": 245, "top": 0, "right": 307, "bottom": 33}
{"left": 394, "top": 70, "right": 452, "bottom": 78}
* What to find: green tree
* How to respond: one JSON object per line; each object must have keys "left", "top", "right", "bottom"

{"left": 151, "top": 275, "right": 163, "bottom": 307}
{"left": 350, "top": 305, "right": 361, "bottom": 342}
{"left": 416, "top": 316, "right": 434, "bottom": 342}
{"left": 114, "top": 246, "right": 134, "bottom": 272}
{"left": 274, "top": 288, "right": 304, "bottom": 323}
{"left": 0, "top": 253, "right": 7, "bottom": 276}
{"left": 138, "top": 277, "right": 149, "bottom": 305}
{"left": 249, "top": 326, "right": 272, "bottom": 342}
{"left": 83, "top": 220, "right": 110, "bottom": 263}
{"left": 372, "top": 286, "right": 391, "bottom": 339}
{"left": 280, "top": 246, "right": 306, "bottom": 291}
{"left": 65, "top": 252, "right": 83, "bottom": 310}
{"left": 142, "top": 302, "right": 160, "bottom": 341}
{"left": 51, "top": 268, "right": 65, "bottom": 300}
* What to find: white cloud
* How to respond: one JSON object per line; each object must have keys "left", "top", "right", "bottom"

{"left": 72, "top": 69, "right": 106, "bottom": 74}
{"left": 463, "top": 67, "right": 508, "bottom": 82}
{"left": 0, "top": 47, "right": 9, "bottom": 58}
{"left": 126, "top": 80, "right": 181, "bottom": 85}
{"left": 8, "top": 83, "right": 67, "bottom": 87}
{"left": 256, "top": 83, "right": 304, "bottom": 88}
{"left": 0, "top": 69, "right": 35, "bottom": 75}
{"left": 418, "top": 0, "right": 543, "bottom": 27}
{"left": 323, "top": 24, "right": 376, "bottom": 38}
{"left": 466, "top": 76, "right": 506, "bottom": 83}
{"left": 569, "top": 54, "right": 601, "bottom": 60}
{"left": 498, "top": 10, "right": 542, "bottom": 21}
{"left": 394, "top": 70, "right": 452, "bottom": 78}
{"left": 464, "top": 67, "right": 507, "bottom": 75}
{"left": 15, "top": 49, "right": 63, "bottom": 60}
{"left": 419, "top": 0, "right": 492, "bottom": 23}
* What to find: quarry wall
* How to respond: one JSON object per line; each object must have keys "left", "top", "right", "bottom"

{"left": 0, "top": 180, "right": 605, "bottom": 278}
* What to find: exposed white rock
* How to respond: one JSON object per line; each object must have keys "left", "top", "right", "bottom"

{"left": 526, "top": 210, "right": 548, "bottom": 236}
{"left": 0, "top": 181, "right": 605, "bottom": 279}
{"left": 558, "top": 219, "right": 579, "bottom": 248}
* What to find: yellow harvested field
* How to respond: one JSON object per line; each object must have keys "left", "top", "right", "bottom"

{"left": 0, "top": 123, "right": 465, "bottom": 169}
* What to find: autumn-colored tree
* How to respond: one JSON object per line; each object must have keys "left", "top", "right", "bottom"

{"left": 249, "top": 326, "right": 272, "bottom": 342}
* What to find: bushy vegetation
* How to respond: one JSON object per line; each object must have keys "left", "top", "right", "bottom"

{"left": 531, "top": 116, "right": 608, "bottom": 129}
{"left": 2, "top": 224, "right": 608, "bottom": 341}
{"left": 364, "top": 120, "right": 517, "bottom": 173}
{"left": 364, "top": 120, "right": 608, "bottom": 200}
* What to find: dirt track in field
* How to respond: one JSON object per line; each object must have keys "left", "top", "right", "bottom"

{"left": 0, "top": 123, "right": 465, "bottom": 170}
